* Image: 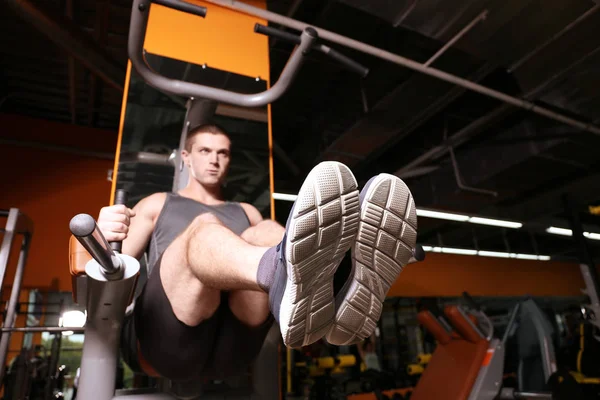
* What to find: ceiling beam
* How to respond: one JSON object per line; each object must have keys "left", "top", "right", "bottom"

{"left": 5, "top": 0, "right": 125, "bottom": 92}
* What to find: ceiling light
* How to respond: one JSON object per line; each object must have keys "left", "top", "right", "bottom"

{"left": 421, "top": 246, "right": 550, "bottom": 260}
{"left": 273, "top": 194, "right": 521, "bottom": 228}
{"left": 479, "top": 250, "right": 511, "bottom": 258}
{"left": 416, "top": 208, "right": 469, "bottom": 221}
{"left": 546, "top": 226, "right": 600, "bottom": 240}
{"left": 441, "top": 247, "right": 478, "bottom": 255}
{"left": 546, "top": 226, "right": 572, "bottom": 236}
{"left": 584, "top": 232, "right": 600, "bottom": 240}
{"left": 513, "top": 253, "right": 538, "bottom": 260}
{"left": 272, "top": 192, "right": 298, "bottom": 201}
{"left": 468, "top": 216, "right": 522, "bottom": 229}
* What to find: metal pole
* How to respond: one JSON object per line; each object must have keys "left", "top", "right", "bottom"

{"left": 0, "top": 234, "right": 31, "bottom": 385}
{"left": 424, "top": 10, "right": 488, "bottom": 67}
{"left": 44, "top": 331, "right": 63, "bottom": 400}
{"left": 0, "top": 209, "right": 19, "bottom": 294}
{"left": 203, "top": 0, "right": 600, "bottom": 136}
{"left": 508, "top": 5, "right": 599, "bottom": 72}
{"left": 0, "top": 327, "right": 85, "bottom": 333}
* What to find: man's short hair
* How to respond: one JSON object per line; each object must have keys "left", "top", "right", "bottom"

{"left": 184, "top": 123, "right": 231, "bottom": 152}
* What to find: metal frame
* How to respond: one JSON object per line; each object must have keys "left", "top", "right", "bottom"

{"left": 128, "top": 0, "right": 317, "bottom": 107}
{"left": 197, "top": 0, "right": 600, "bottom": 136}
{"left": 69, "top": 209, "right": 142, "bottom": 400}
{"left": 466, "top": 302, "right": 555, "bottom": 400}
{"left": 517, "top": 299, "right": 558, "bottom": 391}
{"left": 0, "top": 209, "right": 33, "bottom": 385}
{"left": 563, "top": 194, "right": 600, "bottom": 334}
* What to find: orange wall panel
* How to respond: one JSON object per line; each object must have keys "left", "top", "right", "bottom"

{"left": 144, "top": 0, "right": 270, "bottom": 81}
{"left": 0, "top": 113, "right": 117, "bottom": 292}
{"left": 390, "top": 252, "right": 585, "bottom": 297}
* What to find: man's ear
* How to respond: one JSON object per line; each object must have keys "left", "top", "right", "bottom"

{"left": 181, "top": 149, "right": 190, "bottom": 166}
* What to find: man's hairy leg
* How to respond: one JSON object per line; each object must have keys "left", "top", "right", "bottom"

{"left": 160, "top": 213, "right": 268, "bottom": 326}
{"left": 229, "top": 220, "right": 285, "bottom": 327}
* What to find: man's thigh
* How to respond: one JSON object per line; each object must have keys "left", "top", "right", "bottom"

{"left": 123, "top": 253, "right": 223, "bottom": 382}
{"left": 202, "top": 296, "right": 275, "bottom": 379}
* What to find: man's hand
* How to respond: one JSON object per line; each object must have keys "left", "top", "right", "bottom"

{"left": 97, "top": 205, "right": 136, "bottom": 242}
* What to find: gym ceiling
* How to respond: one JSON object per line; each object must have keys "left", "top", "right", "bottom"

{"left": 2, "top": 0, "right": 600, "bottom": 263}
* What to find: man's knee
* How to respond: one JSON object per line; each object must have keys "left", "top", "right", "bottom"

{"left": 194, "top": 288, "right": 221, "bottom": 322}
{"left": 191, "top": 212, "right": 223, "bottom": 228}
{"left": 184, "top": 212, "right": 224, "bottom": 241}
{"left": 241, "top": 220, "right": 284, "bottom": 246}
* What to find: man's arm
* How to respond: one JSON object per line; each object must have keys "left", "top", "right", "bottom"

{"left": 123, "top": 193, "right": 166, "bottom": 259}
{"left": 97, "top": 192, "right": 166, "bottom": 260}
{"left": 239, "top": 202, "right": 264, "bottom": 226}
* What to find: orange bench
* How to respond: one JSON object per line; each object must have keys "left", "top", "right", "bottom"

{"left": 410, "top": 306, "right": 489, "bottom": 400}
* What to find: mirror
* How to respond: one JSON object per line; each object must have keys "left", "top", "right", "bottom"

{"left": 115, "top": 52, "right": 272, "bottom": 217}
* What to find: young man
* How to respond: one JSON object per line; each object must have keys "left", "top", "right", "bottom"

{"left": 99, "top": 124, "right": 418, "bottom": 382}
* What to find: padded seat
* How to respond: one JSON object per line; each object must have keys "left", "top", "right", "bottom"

{"left": 411, "top": 306, "right": 489, "bottom": 400}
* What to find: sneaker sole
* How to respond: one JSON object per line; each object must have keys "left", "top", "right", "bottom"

{"left": 279, "top": 161, "right": 360, "bottom": 348}
{"left": 326, "top": 173, "right": 418, "bottom": 345}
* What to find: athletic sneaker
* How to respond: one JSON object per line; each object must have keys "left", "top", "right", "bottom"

{"left": 267, "top": 161, "right": 360, "bottom": 348}
{"left": 325, "top": 173, "right": 418, "bottom": 345}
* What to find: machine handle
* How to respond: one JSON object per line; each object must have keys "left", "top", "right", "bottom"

{"left": 129, "top": 0, "right": 316, "bottom": 107}
{"left": 254, "top": 23, "right": 300, "bottom": 44}
{"left": 254, "top": 23, "right": 369, "bottom": 77}
{"left": 69, "top": 215, "right": 121, "bottom": 276}
{"left": 110, "top": 190, "right": 128, "bottom": 253}
{"left": 413, "top": 244, "right": 426, "bottom": 262}
{"left": 462, "top": 291, "right": 481, "bottom": 311}
{"left": 320, "top": 45, "right": 369, "bottom": 77}
{"left": 152, "top": 0, "right": 207, "bottom": 17}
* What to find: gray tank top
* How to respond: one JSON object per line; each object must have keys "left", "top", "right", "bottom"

{"left": 146, "top": 193, "right": 251, "bottom": 274}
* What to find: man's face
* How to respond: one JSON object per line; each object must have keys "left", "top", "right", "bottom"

{"left": 182, "top": 132, "right": 231, "bottom": 187}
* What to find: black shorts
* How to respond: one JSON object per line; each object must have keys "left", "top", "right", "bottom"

{"left": 120, "top": 255, "right": 274, "bottom": 382}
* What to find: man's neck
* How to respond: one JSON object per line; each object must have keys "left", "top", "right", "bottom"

{"left": 178, "top": 181, "right": 224, "bottom": 205}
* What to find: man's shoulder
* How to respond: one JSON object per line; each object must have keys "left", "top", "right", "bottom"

{"left": 238, "top": 202, "right": 263, "bottom": 225}
{"left": 135, "top": 192, "right": 168, "bottom": 217}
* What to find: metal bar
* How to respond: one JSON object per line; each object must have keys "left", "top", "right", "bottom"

{"left": 502, "top": 303, "right": 520, "bottom": 345}
{"left": 512, "top": 392, "right": 553, "bottom": 399}
{"left": 69, "top": 214, "right": 121, "bottom": 275}
{"left": 0, "top": 235, "right": 31, "bottom": 384}
{"left": 396, "top": 104, "right": 511, "bottom": 176}
{"left": 153, "top": 0, "right": 207, "bottom": 17}
{"left": 129, "top": 0, "right": 316, "bottom": 106}
{"left": 395, "top": 42, "right": 600, "bottom": 178}
{"left": 449, "top": 136, "right": 498, "bottom": 197}
{"left": 44, "top": 318, "right": 63, "bottom": 400}
{"left": 563, "top": 195, "right": 600, "bottom": 333}
{"left": 4, "top": 0, "right": 124, "bottom": 92}
{"left": 509, "top": 5, "right": 600, "bottom": 72}
{"left": 203, "top": 0, "right": 600, "bottom": 136}
{"left": 424, "top": 10, "right": 488, "bottom": 67}
{"left": 65, "top": 0, "right": 77, "bottom": 124}
{"left": 0, "top": 209, "right": 19, "bottom": 295}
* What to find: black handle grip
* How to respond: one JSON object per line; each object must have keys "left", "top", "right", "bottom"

{"left": 254, "top": 24, "right": 369, "bottom": 78}
{"left": 111, "top": 189, "right": 128, "bottom": 253}
{"left": 152, "top": 0, "right": 207, "bottom": 17}
{"left": 462, "top": 292, "right": 481, "bottom": 311}
{"left": 323, "top": 47, "right": 369, "bottom": 78}
{"left": 254, "top": 23, "right": 300, "bottom": 44}
{"left": 413, "top": 244, "right": 426, "bottom": 262}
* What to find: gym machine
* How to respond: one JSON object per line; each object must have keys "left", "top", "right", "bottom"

{"left": 410, "top": 295, "right": 557, "bottom": 400}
